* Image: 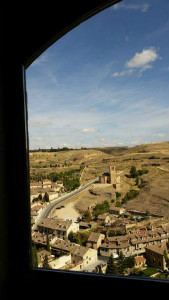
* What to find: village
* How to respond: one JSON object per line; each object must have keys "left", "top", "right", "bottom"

{"left": 31, "top": 165, "right": 169, "bottom": 279}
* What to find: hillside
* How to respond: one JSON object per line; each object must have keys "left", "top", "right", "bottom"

{"left": 29, "top": 141, "right": 169, "bottom": 218}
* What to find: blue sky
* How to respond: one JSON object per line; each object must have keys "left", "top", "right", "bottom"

{"left": 26, "top": 0, "right": 169, "bottom": 149}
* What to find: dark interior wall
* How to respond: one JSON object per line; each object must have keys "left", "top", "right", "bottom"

{"left": 0, "top": 1, "right": 168, "bottom": 298}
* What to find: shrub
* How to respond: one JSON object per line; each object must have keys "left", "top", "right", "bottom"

{"left": 137, "top": 169, "right": 148, "bottom": 175}
{"left": 122, "top": 190, "right": 139, "bottom": 204}
{"left": 93, "top": 201, "right": 110, "bottom": 217}
{"left": 115, "top": 192, "right": 121, "bottom": 198}
{"left": 130, "top": 166, "right": 137, "bottom": 178}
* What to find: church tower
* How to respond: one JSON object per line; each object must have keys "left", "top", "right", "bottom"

{"left": 109, "top": 166, "right": 116, "bottom": 184}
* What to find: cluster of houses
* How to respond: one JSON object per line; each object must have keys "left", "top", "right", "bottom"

{"left": 30, "top": 179, "right": 64, "bottom": 225}
{"left": 32, "top": 218, "right": 99, "bottom": 271}
{"left": 32, "top": 207, "right": 169, "bottom": 273}
{"left": 30, "top": 166, "right": 169, "bottom": 274}
{"left": 30, "top": 179, "right": 63, "bottom": 202}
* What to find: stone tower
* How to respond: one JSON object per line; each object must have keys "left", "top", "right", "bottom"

{"left": 109, "top": 166, "right": 117, "bottom": 184}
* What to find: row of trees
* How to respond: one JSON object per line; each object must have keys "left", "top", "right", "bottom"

{"left": 130, "top": 166, "right": 148, "bottom": 178}
{"left": 106, "top": 252, "right": 135, "bottom": 275}
{"left": 32, "top": 192, "right": 49, "bottom": 203}
{"left": 48, "top": 168, "right": 82, "bottom": 191}
{"left": 93, "top": 201, "right": 110, "bottom": 217}
{"left": 121, "top": 189, "right": 140, "bottom": 204}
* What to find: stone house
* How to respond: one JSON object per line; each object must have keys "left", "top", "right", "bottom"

{"left": 37, "top": 250, "right": 53, "bottom": 267}
{"left": 37, "top": 218, "right": 79, "bottom": 240}
{"left": 30, "top": 179, "right": 63, "bottom": 202}
{"left": 30, "top": 187, "right": 59, "bottom": 202}
{"left": 30, "top": 181, "right": 43, "bottom": 189}
{"left": 100, "top": 242, "right": 132, "bottom": 257}
{"left": 71, "top": 245, "right": 97, "bottom": 270}
{"left": 79, "top": 222, "right": 92, "bottom": 230}
{"left": 86, "top": 232, "right": 105, "bottom": 250}
{"left": 99, "top": 229, "right": 169, "bottom": 258}
{"left": 134, "top": 256, "right": 146, "bottom": 268}
{"left": 145, "top": 245, "right": 168, "bottom": 271}
{"left": 32, "top": 231, "right": 57, "bottom": 249}
{"left": 109, "top": 206, "right": 125, "bottom": 216}
{"left": 31, "top": 204, "right": 43, "bottom": 222}
{"left": 97, "top": 214, "right": 113, "bottom": 226}
{"left": 42, "top": 179, "right": 52, "bottom": 188}
{"left": 51, "top": 238, "right": 77, "bottom": 256}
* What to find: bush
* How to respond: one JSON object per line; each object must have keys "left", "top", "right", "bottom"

{"left": 126, "top": 189, "right": 139, "bottom": 200}
{"left": 130, "top": 166, "right": 137, "bottom": 178}
{"left": 121, "top": 197, "right": 127, "bottom": 204}
{"left": 137, "top": 169, "right": 148, "bottom": 175}
{"left": 138, "top": 180, "right": 147, "bottom": 189}
{"left": 83, "top": 210, "right": 92, "bottom": 221}
{"left": 129, "top": 166, "right": 148, "bottom": 178}
{"left": 122, "top": 190, "right": 139, "bottom": 204}
{"left": 115, "top": 192, "right": 121, "bottom": 198}
{"left": 115, "top": 201, "right": 121, "bottom": 207}
{"left": 68, "top": 231, "right": 90, "bottom": 246}
{"left": 48, "top": 169, "right": 81, "bottom": 191}
{"left": 93, "top": 201, "right": 110, "bottom": 217}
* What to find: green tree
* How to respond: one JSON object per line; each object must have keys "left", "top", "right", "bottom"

{"left": 38, "top": 193, "right": 42, "bottom": 201}
{"left": 115, "top": 192, "right": 121, "bottom": 198}
{"left": 43, "top": 192, "right": 49, "bottom": 202}
{"left": 135, "top": 176, "right": 139, "bottom": 186}
{"left": 124, "top": 256, "right": 135, "bottom": 269}
{"left": 115, "top": 201, "right": 121, "bottom": 207}
{"left": 106, "top": 254, "right": 117, "bottom": 275}
{"left": 164, "top": 250, "right": 169, "bottom": 267}
{"left": 117, "top": 252, "right": 125, "bottom": 275}
{"left": 32, "top": 246, "right": 38, "bottom": 267}
{"left": 130, "top": 166, "right": 137, "bottom": 178}
{"left": 93, "top": 201, "right": 110, "bottom": 217}
{"left": 68, "top": 231, "right": 78, "bottom": 243}
{"left": 46, "top": 234, "right": 50, "bottom": 251}
{"left": 83, "top": 210, "right": 92, "bottom": 221}
{"left": 42, "top": 255, "right": 50, "bottom": 269}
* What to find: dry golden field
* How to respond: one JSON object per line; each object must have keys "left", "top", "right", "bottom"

{"left": 29, "top": 141, "right": 169, "bottom": 218}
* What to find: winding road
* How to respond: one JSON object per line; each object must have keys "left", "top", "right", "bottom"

{"left": 33, "top": 178, "right": 98, "bottom": 229}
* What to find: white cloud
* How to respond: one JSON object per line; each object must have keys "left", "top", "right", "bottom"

{"left": 112, "top": 3, "right": 150, "bottom": 13}
{"left": 82, "top": 128, "right": 97, "bottom": 133}
{"left": 112, "top": 69, "right": 134, "bottom": 77}
{"left": 126, "top": 47, "right": 159, "bottom": 71}
{"left": 112, "top": 47, "right": 160, "bottom": 78}
{"left": 154, "top": 133, "right": 167, "bottom": 138}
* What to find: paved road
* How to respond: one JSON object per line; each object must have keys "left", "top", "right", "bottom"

{"left": 33, "top": 178, "right": 98, "bottom": 229}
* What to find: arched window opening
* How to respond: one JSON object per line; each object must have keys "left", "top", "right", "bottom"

{"left": 26, "top": 0, "right": 169, "bottom": 280}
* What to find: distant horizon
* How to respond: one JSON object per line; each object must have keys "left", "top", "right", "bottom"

{"left": 29, "top": 140, "right": 169, "bottom": 151}
{"left": 27, "top": 0, "right": 169, "bottom": 150}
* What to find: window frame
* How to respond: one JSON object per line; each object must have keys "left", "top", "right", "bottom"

{"left": 1, "top": 0, "right": 169, "bottom": 297}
